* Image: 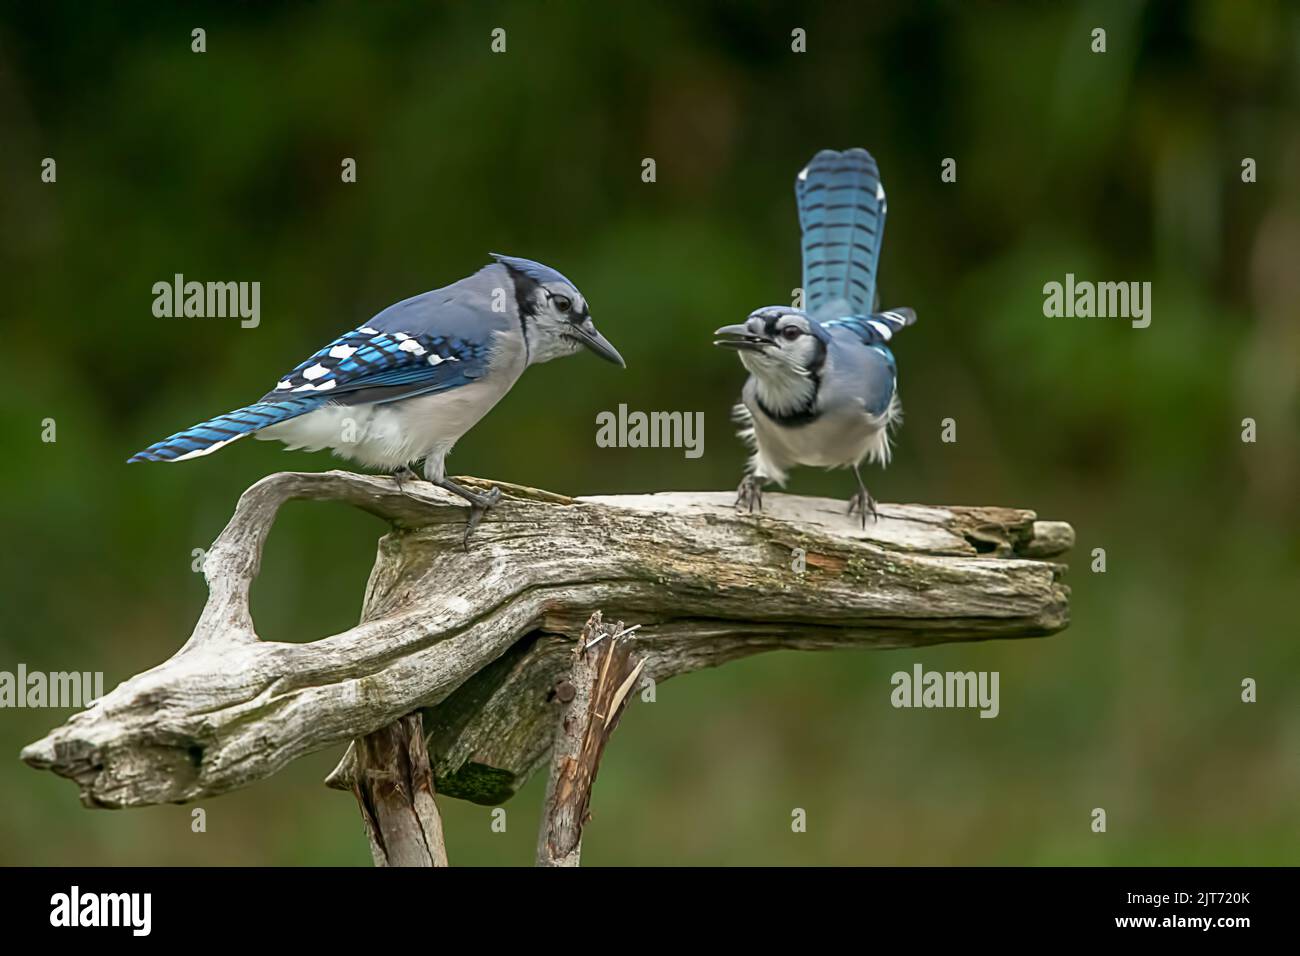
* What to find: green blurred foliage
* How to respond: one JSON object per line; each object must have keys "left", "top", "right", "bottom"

{"left": 1, "top": 0, "right": 1297, "bottom": 865}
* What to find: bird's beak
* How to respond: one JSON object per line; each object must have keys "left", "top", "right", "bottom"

{"left": 573, "top": 319, "right": 626, "bottom": 367}
{"left": 713, "top": 323, "right": 771, "bottom": 352}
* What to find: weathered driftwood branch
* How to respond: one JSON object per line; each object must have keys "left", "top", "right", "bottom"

{"left": 536, "top": 612, "right": 644, "bottom": 867}
{"left": 21, "top": 470, "right": 1073, "bottom": 811}
{"left": 349, "top": 712, "right": 448, "bottom": 867}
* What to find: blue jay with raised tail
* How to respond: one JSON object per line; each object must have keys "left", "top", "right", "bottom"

{"left": 714, "top": 148, "right": 915, "bottom": 525}
{"left": 130, "top": 254, "right": 625, "bottom": 542}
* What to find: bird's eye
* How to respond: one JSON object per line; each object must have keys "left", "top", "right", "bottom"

{"left": 552, "top": 295, "right": 572, "bottom": 313}
{"left": 781, "top": 325, "right": 802, "bottom": 341}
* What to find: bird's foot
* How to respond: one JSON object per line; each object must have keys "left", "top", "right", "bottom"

{"left": 391, "top": 465, "right": 421, "bottom": 497}
{"left": 461, "top": 485, "right": 502, "bottom": 550}
{"left": 735, "top": 475, "right": 764, "bottom": 514}
{"left": 428, "top": 476, "right": 503, "bottom": 548}
{"left": 847, "top": 487, "right": 879, "bottom": 527}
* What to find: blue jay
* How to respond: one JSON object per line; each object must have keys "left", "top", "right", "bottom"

{"left": 130, "top": 254, "right": 625, "bottom": 542}
{"left": 714, "top": 148, "right": 915, "bottom": 526}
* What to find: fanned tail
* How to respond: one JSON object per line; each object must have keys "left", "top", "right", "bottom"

{"left": 127, "top": 397, "right": 325, "bottom": 463}
{"left": 796, "top": 147, "right": 887, "bottom": 317}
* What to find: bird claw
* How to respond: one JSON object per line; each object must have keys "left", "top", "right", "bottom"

{"left": 391, "top": 465, "right": 423, "bottom": 497}
{"left": 735, "top": 475, "right": 764, "bottom": 514}
{"left": 462, "top": 486, "right": 502, "bottom": 550}
{"left": 847, "top": 488, "right": 879, "bottom": 527}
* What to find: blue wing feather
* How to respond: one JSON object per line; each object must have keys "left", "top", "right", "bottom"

{"left": 796, "top": 148, "right": 887, "bottom": 317}
{"left": 822, "top": 310, "right": 916, "bottom": 418}
{"left": 129, "top": 324, "right": 493, "bottom": 463}
{"left": 260, "top": 326, "right": 489, "bottom": 403}
{"left": 821, "top": 308, "right": 915, "bottom": 346}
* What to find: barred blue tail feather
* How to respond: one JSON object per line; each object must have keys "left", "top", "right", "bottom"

{"left": 127, "top": 397, "right": 327, "bottom": 463}
{"left": 796, "top": 148, "right": 887, "bottom": 318}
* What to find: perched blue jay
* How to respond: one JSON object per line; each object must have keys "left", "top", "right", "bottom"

{"left": 130, "top": 254, "right": 625, "bottom": 542}
{"left": 714, "top": 148, "right": 915, "bottom": 525}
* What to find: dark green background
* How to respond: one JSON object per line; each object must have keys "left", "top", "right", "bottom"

{"left": 2, "top": 1, "right": 1297, "bottom": 865}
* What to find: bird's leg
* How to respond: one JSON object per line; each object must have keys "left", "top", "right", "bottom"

{"left": 431, "top": 475, "right": 503, "bottom": 548}
{"left": 847, "top": 463, "right": 878, "bottom": 527}
{"left": 735, "top": 473, "right": 765, "bottom": 514}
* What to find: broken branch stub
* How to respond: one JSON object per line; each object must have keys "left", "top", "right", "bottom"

{"left": 536, "top": 612, "right": 645, "bottom": 867}
{"left": 350, "top": 712, "right": 449, "bottom": 867}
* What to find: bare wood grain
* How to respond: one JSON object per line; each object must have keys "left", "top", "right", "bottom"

{"left": 22, "top": 470, "right": 1073, "bottom": 810}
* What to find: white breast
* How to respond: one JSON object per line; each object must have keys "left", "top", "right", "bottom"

{"left": 738, "top": 394, "right": 898, "bottom": 485}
